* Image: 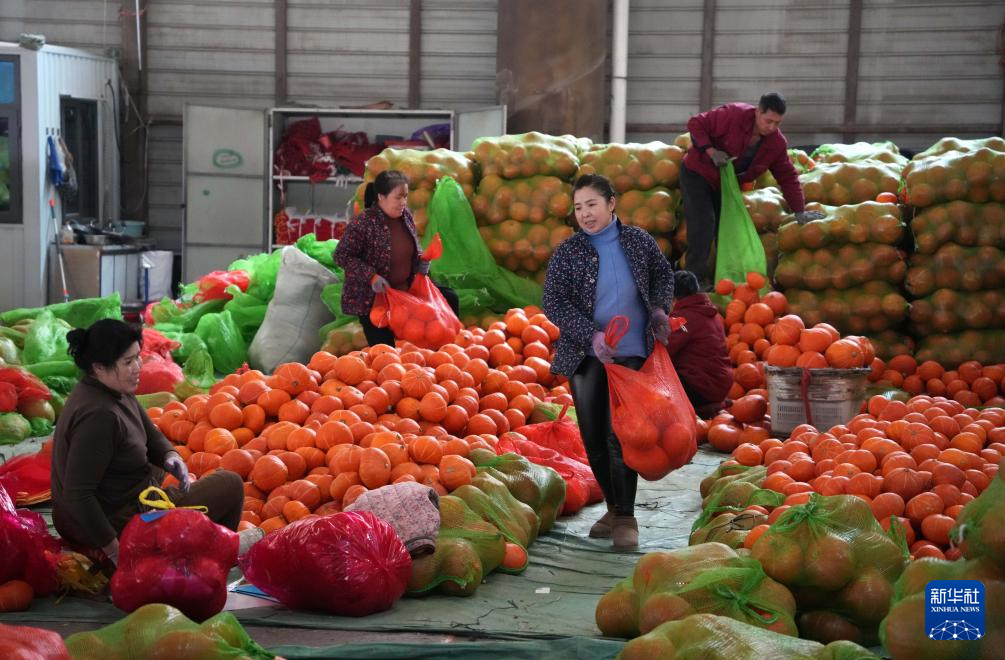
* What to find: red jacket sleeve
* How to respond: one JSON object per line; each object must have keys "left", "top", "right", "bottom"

{"left": 771, "top": 148, "right": 806, "bottom": 213}
{"left": 687, "top": 104, "right": 738, "bottom": 155}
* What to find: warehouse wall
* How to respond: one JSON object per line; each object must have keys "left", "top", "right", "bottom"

{"left": 1, "top": 0, "right": 1001, "bottom": 254}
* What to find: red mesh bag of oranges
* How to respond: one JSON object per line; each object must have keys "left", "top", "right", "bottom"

{"left": 370, "top": 233, "right": 462, "bottom": 350}
{"left": 603, "top": 316, "right": 698, "bottom": 481}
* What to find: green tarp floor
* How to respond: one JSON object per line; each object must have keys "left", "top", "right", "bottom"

{"left": 0, "top": 443, "right": 725, "bottom": 644}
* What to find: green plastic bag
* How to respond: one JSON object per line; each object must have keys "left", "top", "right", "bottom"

{"left": 295, "top": 233, "right": 341, "bottom": 271}
{"left": 22, "top": 311, "right": 72, "bottom": 365}
{"left": 318, "top": 281, "right": 363, "bottom": 339}
{"left": 0, "top": 293, "right": 123, "bottom": 328}
{"left": 223, "top": 285, "right": 268, "bottom": 343}
{"left": 64, "top": 603, "right": 274, "bottom": 659}
{"left": 424, "top": 176, "right": 543, "bottom": 311}
{"left": 714, "top": 161, "right": 767, "bottom": 296}
{"left": 194, "top": 311, "right": 247, "bottom": 375}
{"left": 228, "top": 250, "right": 284, "bottom": 302}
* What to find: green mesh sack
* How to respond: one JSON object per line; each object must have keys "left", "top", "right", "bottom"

{"left": 295, "top": 233, "right": 341, "bottom": 271}
{"left": 596, "top": 543, "right": 798, "bottom": 639}
{"left": 880, "top": 556, "right": 1004, "bottom": 660}
{"left": 406, "top": 495, "right": 506, "bottom": 597}
{"left": 153, "top": 298, "right": 226, "bottom": 334}
{"left": 914, "top": 136, "right": 1005, "bottom": 160}
{"left": 0, "top": 293, "right": 122, "bottom": 328}
{"left": 21, "top": 311, "right": 71, "bottom": 365}
{"left": 777, "top": 201, "right": 904, "bottom": 252}
{"left": 911, "top": 201, "right": 1005, "bottom": 255}
{"left": 478, "top": 216, "right": 571, "bottom": 280}
{"left": 784, "top": 282, "right": 909, "bottom": 335}
{"left": 689, "top": 510, "right": 768, "bottom": 549}
{"left": 798, "top": 161, "right": 902, "bottom": 206}
{"left": 744, "top": 187, "right": 792, "bottom": 232}
{"left": 320, "top": 321, "right": 368, "bottom": 356}
{"left": 228, "top": 249, "right": 284, "bottom": 302}
{"left": 64, "top": 603, "right": 274, "bottom": 659}
{"left": 905, "top": 244, "right": 1005, "bottom": 297}
{"left": 693, "top": 465, "right": 783, "bottom": 532}
{"left": 951, "top": 467, "right": 1005, "bottom": 567}
{"left": 577, "top": 141, "right": 685, "bottom": 191}
{"left": 903, "top": 146, "right": 1005, "bottom": 207}
{"left": 914, "top": 330, "right": 1005, "bottom": 369}
{"left": 194, "top": 311, "right": 247, "bottom": 375}
{"left": 811, "top": 141, "right": 907, "bottom": 166}
{"left": 173, "top": 348, "right": 216, "bottom": 399}
{"left": 452, "top": 472, "right": 541, "bottom": 571}
{"left": 909, "top": 289, "right": 1005, "bottom": 335}
{"left": 749, "top": 494, "right": 907, "bottom": 636}
{"left": 698, "top": 462, "right": 758, "bottom": 498}
{"left": 753, "top": 149, "right": 816, "bottom": 189}
{"left": 470, "top": 132, "right": 580, "bottom": 180}
{"left": 775, "top": 243, "right": 906, "bottom": 292}
{"left": 425, "top": 176, "right": 543, "bottom": 311}
{"left": 222, "top": 285, "right": 268, "bottom": 343}
{"left": 619, "top": 613, "right": 878, "bottom": 660}
{"left": 468, "top": 449, "right": 566, "bottom": 533}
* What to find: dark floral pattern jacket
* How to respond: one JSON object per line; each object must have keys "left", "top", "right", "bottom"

{"left": 543, "top": 219, "right": 675, "bottom": 377}
{"left": 334, "top": 206, "right": 422, "bottom": 316}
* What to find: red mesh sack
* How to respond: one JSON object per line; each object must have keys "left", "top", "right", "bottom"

{"left": 136, "top": 353, "right": 184, "bottom": 396}
{"left": 193, "top": 270, "right": 250, "bottom": 303}
{"left": 0, "top": 483, "right": 61, "bottom": 595}
{"left": 370, "top": 235, "right": 462, "bottom": 350}
{"left": 604, "top": 316, "right": 698, "bottom": 481}
{"left": 0, "top": 440, "right": 52, "bottom": 505}
{"left": 516, "top": 403, "right": 589, "bottom": 464}
{"left": 239, "top": 510, "right": 412, "bottom": 617}
{"left": 141, "top": 327, "right": 180, "bottom": 361}
{"left": 111, "top": 488, "right": 239, "bottom": 621}
{"left": 495, "top": 432, "right": 602, "bottom": 514}
{"left": 0, "top": 368, "right": 50, "bottom": 405}
{"left": 0, "top": 623, "right": 70, "bottom": 659}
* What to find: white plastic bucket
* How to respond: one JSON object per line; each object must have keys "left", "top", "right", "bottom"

{"left": 765, "top": 366, "right": 871, "bottom": 436}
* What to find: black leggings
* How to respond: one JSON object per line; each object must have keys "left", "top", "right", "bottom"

{"left": 358, "top": 283, "right": 460, "bottom": 347}
{"left": 569, "top": 354, "right": 645, "bottom": 516}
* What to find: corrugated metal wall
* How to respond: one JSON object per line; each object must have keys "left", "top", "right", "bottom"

{"left": 2, "top": 1, "right": 1002, "bottom": 255}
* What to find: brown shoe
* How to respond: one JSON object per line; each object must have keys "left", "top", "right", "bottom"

{"left": 589, "top": 508, "right": 616, "bottom": 538}
{"left": 612, "top": 516, "right": 639, "bottom": 549}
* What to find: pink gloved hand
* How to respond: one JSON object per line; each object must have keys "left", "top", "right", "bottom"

{"left": 591, "top": 331, "right": 614, "bottom": 364}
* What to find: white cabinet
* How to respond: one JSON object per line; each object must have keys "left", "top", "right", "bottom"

{"left": 182, "top": 104, "right": 505, "bottom": 281}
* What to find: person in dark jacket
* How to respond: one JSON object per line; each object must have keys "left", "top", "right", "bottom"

{"left": 334, "top": 170, "right": 459, "bottom": 347}
{"left": 51, "top": 320, "right": 246, "bottom": 566}
{"left": 543, "top": 174, "right": 674, "bottom": 549}
{"left": 681, "top": 92, "right": 824, "bottom": 290}
{"left": 666, "top": 270, "right": 734, "bottom": 418}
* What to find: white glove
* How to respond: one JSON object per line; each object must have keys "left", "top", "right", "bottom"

{"left": 591, "top": 331, "right": 615, "bottom": 364}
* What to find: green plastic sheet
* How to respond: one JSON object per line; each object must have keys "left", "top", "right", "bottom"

{"left": 0, "top": 293, "right": 123, "bottom": 329}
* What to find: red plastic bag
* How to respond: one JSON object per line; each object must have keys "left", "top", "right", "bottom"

{"left": 604, "top": 316, "right": 698, "bottom": 481}
{"left": 0, "top": 368, "right": 51, "bottom": 405}
{"left": 111, "top": 489, "right": 238, "bottom": 621}
{"left": 0, "top": 623, "right": 70, "bottom": 659}
{"left": 136, "top": 353, "right": 184, "bottom": 395}
{"left": 141, "top": 327, "right": 180, "bottom": 361}
{"left": 516, "top": 403, "right": 589, "bottom": 465}
{"left": 194, "top": 270, "right": 250, "bottom": 303}
{"left": 0, "top": 382, "right": 15, "bottom": 412}
{"left": 496, "top": 432, "right": 603, "bottom": 515}
{"left": 239, "top": 510, "right": 411, "bottom": 617}
{"left": 0, "top": 483, "right": 61, "bottom": 595}
{"left": 0, "top": 440, "right": 52, "bottom": 505}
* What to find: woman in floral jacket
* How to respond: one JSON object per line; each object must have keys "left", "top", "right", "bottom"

{"left": 543, "top": 174, "right": 674, "bottom": 549}
{"left": 334, "top": 170, "right": 459, "bottom": 346}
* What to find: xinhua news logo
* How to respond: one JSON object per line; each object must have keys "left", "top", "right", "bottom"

{"left": 925, "top": 580, "right": 985, "bottom": 641}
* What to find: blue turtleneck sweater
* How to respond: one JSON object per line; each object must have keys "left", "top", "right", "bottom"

{"left": 584, "top": 220, "right": 648, "bottom": 358}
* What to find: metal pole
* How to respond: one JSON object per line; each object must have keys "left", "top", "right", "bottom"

{"left": 135, "top": 0, "right": 142, "bottom": 70}
{"left": 609, "top": 0, "right": 629, "bottom": 143}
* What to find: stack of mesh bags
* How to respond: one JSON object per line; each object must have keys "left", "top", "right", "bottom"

{"left": 903, "top": 137, "right": 1005, "bottom": 367}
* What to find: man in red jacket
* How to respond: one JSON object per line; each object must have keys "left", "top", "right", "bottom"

{"left": 681, "top": 92, "right": 824, "bottom": 290}
{"left": 666, "top": 271, "right": 733, "bottom": 418}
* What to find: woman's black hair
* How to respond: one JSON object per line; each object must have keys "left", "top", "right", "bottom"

{"left": 363, "top": 170, "right": 410, "bottom": 209}
{"left": 572, "top": 174, "right": 616, "bottom": 203}
{"left": 674, "top": 270, "right": 700, "bottom": 298}
{"left": 66, "top": 319, "right": 143, "bottom": 373}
